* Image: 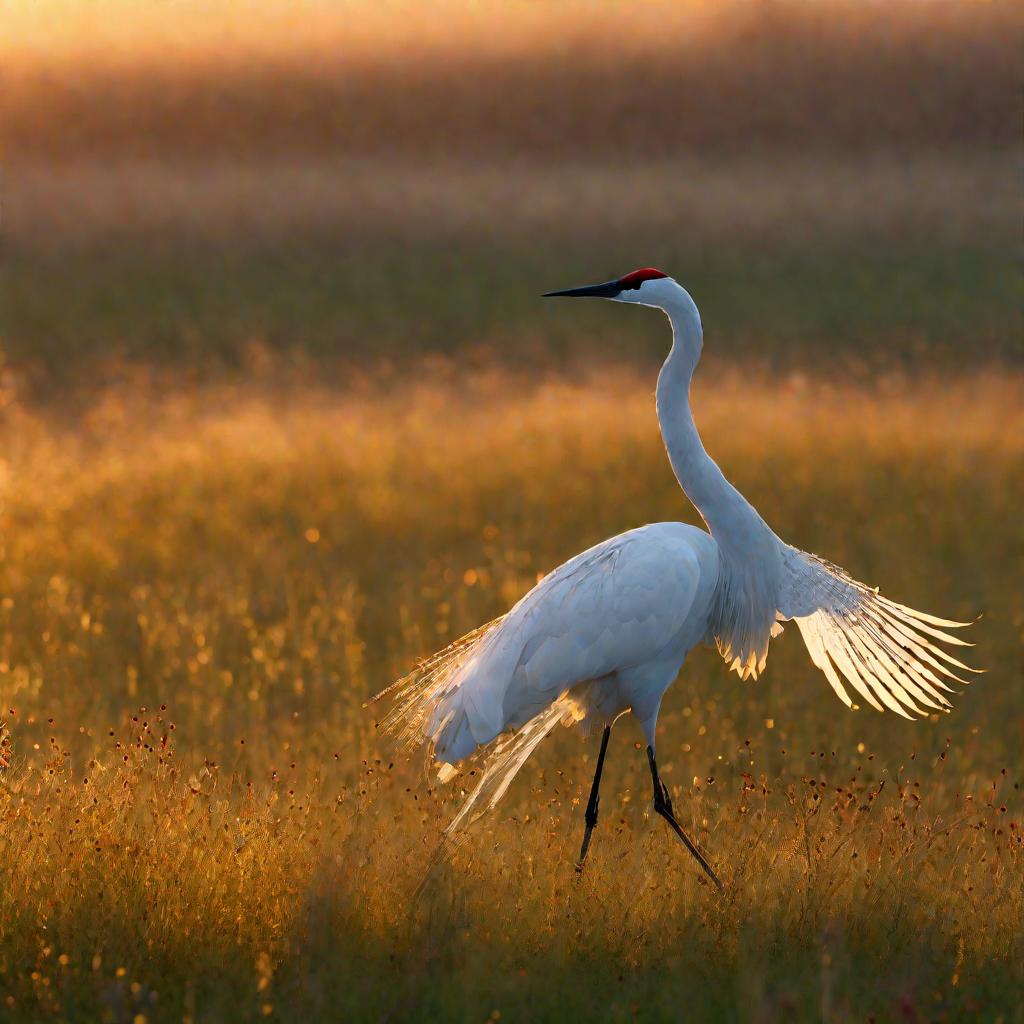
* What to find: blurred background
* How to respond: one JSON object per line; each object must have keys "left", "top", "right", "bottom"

{"left": 2, "top": 0, "right": 1020, "bottom": 400}
{"left": 0, "top": 5, "right": 1022, "bottom": 1019}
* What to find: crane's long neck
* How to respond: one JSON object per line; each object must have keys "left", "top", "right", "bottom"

{"left": 654, "top": 288, "right": 770, "bottom": 550}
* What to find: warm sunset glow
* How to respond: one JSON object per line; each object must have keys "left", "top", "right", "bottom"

{"left": 1, "top": 0, "right": 1017, "bottom": 1015}
{"left": 3, "top": 0, "right": 727, "bottom": 66}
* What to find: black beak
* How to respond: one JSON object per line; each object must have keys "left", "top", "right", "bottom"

{"left": 542, "top": 278, "right": 622, "bottom": 299}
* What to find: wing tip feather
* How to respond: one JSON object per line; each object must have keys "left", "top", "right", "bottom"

{"left": 784, "top": 549, "right": 982, "bottom": 720}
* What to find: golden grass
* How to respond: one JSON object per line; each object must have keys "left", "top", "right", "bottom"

{"left": 0, "top": 368, "right": 1021, "bottom": 1020}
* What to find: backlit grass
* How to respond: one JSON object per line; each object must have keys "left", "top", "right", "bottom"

{"left": 0, "top": 369, "right": 1020, "bottom": 1021}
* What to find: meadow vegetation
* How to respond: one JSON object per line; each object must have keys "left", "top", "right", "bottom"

{"left": 0, "top": 372, "right": 1021, "bottom": 1022}
{"left": 1, "top": 0, "right": 1021, "bottom": 1019}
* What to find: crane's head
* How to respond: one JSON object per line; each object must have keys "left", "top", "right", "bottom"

{"left": 542, "top": 267, "right": 676, "bottom": 307}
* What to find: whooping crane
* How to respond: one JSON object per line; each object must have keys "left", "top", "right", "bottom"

{"left": 375, "top": 268, "right": 977, "bottom": 889}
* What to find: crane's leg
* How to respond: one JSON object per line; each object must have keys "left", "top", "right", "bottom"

{"left": 647, "top": 746, "right": 723, "bottom": 890}
{"left": 575, "top": 725, "right": 612, "bottom": 871}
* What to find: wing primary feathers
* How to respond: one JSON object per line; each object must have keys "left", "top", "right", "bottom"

{"left": 853, "top": 617, "right": 952, "bottom": 711}
{"left": 844, "top": 619, "right": 923, "bottom": 716}
{"left": 798, "top": 620, "right": 855, "bottom": 708}
{"left": 779, "top": 547, "right": 978, "bottom": 719}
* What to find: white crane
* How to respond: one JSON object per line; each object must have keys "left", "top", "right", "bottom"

{"left": 375, "top": 268, "right": 976, "bottom": 888}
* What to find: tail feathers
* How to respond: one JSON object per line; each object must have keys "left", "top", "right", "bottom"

{"left": 444, "top": 696, "right": 572, "bottom": 838}
{"left": 371, "top": 617, "right": 504, "bottom": 756}
{"left": 374, "top": 621, "right": 574, "bottom": 895}
{"left": 412, "top": 695, "right": 574, "bottom": 900}
{"left": 434, "top": 708, "right": 477, "bottom": 763}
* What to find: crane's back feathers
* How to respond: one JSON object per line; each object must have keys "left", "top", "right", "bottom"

{"left": 374, "top": 524, "right": 715, "bottom": 769}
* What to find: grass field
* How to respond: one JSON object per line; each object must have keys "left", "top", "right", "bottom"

{"left": 1, "top": 1, "right": 1021, "bottom": 1019}
{"left": 0, "top": 371, "right": 1021, "bottom": 1022}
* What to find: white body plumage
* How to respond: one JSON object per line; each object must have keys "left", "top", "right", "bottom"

{"left": 430, "top": 521, "right": 719, "bottom": 764}
{"left": 376, "top": 269, "right": 975, "bottom": 856}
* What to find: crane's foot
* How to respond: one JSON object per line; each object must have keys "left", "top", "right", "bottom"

{"left": 575, "top": 804, "right": 600, "bottom": 872}
{"left": 575, "top": 725, "right": 612, "bottom": 872}
{"left": 647, "top": 745, "right": 723, "bottom": 891}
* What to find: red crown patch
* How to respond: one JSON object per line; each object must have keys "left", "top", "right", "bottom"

{"left": 619, "top": 268, "right": 668, "bottom": 289}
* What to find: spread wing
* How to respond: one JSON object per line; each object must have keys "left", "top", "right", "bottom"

{"left": 777, "top": 547, "right": 978, "bottom": 718}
